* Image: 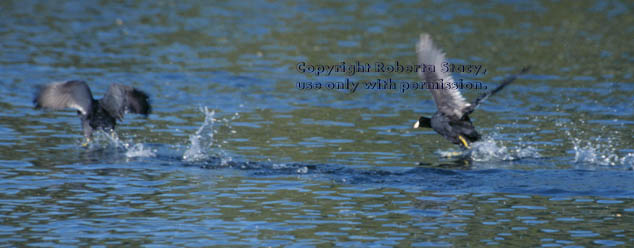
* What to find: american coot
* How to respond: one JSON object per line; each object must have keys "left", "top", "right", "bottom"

{"left": 34, "top": 80, "right": 151, "bottom": 144}
{"left": 413, "top": 33, "right": 529, "bottom": 149}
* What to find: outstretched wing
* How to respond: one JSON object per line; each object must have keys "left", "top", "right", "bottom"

{"left": 34, "top": 80, "right": 94, "bottom": 115}
{"left": 463, "top": 66, "right": 530, "bottom": 115}
{"left": 416, "top": 33, "right": 471, "bottom": 119}
{"left": 100, "top": 83, "right": 151, "bottom": 120}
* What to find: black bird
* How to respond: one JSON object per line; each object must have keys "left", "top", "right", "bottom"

{"left": 413, "top": 34, "right": 529, "bottom": 149}
{"left": 34, "top": 80, "right": 151, "bottom": 143}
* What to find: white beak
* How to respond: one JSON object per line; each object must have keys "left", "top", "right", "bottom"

{"left": 413, "top": 120, "right": 420, "bottom": 128}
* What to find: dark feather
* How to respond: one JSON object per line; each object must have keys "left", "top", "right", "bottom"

{"left": 33, "top": 80, "right": 94, "bottom": 115}
{"left": 463, "top": 66, "right": 530, "bottom": 116}
{"left": 413, "top": 116, "right": 432, "bottom": 128}
{"left": 126, "top": 88, "right": 151, "bottom": 116}
{"left": 100, "top": 83, "right": 151, "bottom": 120}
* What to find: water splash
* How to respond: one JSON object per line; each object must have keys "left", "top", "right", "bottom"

{"left": 182, "top": 106, "right": 240, "bottom": 165}
{"left": 433, "top": 132, "right": 541, "bottom": 162}
{"left": 469, "top": 138, "right": 512, "bottom": 161}
{"left": 85, "top": 131, "right": 156, "bottom": 158}
{"left": 183, "top": 106, "right": 216, "bottom": 162}
{"left": 570, "top": 136, "right": 631, "bottom": 167}
{"left": 469, "top": 136, "right": 541, "bottom": 162}
{"left": 125, "top": 143, "right": 156, "bottom": 158}
{"left": 558, "top": 120, "right": 632, "bottom": 168}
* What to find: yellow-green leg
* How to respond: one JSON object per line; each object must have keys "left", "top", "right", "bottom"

{"left": 458, "top": 135, "right": 471, "bottom": 149}
{"left": 81, "top": 137, "right": 92, "bottom": 147}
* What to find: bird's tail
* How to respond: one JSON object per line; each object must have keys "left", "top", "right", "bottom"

{"left": 463, "top": 66, "right": 530, "bottom": 115}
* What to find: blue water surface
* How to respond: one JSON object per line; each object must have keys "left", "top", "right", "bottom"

{"left": 0, "top": 0, "right": 633, "bottom": 246}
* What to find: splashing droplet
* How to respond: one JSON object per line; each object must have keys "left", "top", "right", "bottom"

{"left": 125, "top": 143, "right": 156, "bottom": 158}
{"left": 183, "top": 106, "right": 216, "bottom": 162}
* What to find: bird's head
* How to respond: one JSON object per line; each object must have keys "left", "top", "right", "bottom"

{"left": 413, "top": 116, "right": 432, "bottom": 128}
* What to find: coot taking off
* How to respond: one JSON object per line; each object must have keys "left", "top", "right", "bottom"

{"left": 34, "top": 80, "right": 151, "bottom": 142}
{"left": 413, "top": 33, "right": 529, "bottom": 149}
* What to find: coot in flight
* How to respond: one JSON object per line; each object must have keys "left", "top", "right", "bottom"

{"left": 34, "top": 80, "right": 151, "bottom": 144}
{"left": 413, "top": 33, "right": 529, "bottom": 149}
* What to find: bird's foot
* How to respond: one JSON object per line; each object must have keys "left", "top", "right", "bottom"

{"left": 81, "top": 138, "right": 92, "bottom": 147}
{"left": 441, "top": 151, "right": 465, "bottom": 158}
{"left": 458, "top": 135, "right": 471, "bottom": 149}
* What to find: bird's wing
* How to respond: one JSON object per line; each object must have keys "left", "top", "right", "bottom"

{"left": 463, "top": 66, "right": 530, "bottom": 115}
{"left": 34, "top": 80, "right": 94, "bottom": 115}
{"left": 416, "top": 33, "right": 471, "bottom": 119}
{"left": 100, "top": 83, "right": 151, "bottom": 120}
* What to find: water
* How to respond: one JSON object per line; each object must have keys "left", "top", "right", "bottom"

{"left": 1, "top": 0, "right": 633, "bottom": 246}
